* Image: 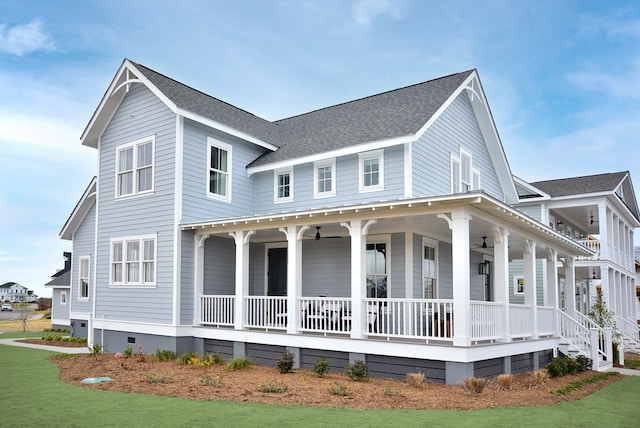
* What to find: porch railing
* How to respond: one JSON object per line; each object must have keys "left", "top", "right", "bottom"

{"left": 199, "top": 295, "right": 235, "bottom": 326}
{"left": 244, "top": 296, "right": 288, "bottom": 330}
{"left": 470, "top": 301, "right": 502, "bottom": 341}
{"left": 536, "top": 306, "right": 555, "bottom": 337}
{"left": 298, "top": 297, "right": 352, "bottom": 335}
{"left": 576, "top": 239, "right": 600, "bottom": 260}
{"left": 617, "top": 316, "right": 640, "bottom": 343}
{"left": 558, "top": 310, "right": 611, "bottom": 370}
{"left": 509, "top": 304, "right": 532, "bottom": 339}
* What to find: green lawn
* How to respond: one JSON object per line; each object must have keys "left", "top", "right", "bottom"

{"left": 1, "top": 344, "right": 638, "bottom": 428}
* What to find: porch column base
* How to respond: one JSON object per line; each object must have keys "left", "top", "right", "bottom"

{"left": 233, "top": 342, "right": 246, "bottom": 358}
{"left": 445, "top": 361, "right": 474, "bottom": 385}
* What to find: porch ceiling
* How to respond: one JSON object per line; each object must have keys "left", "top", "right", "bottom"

{"left": 181, "top": 192, "right": 593, "bottom": 258}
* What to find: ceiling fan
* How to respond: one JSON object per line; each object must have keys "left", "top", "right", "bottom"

{"left": 308, "top": 226, "right": 343, "bottom": 241}
{"left": 579, "top": 215, "right": 598, "bottom": 225}
{"left": 474, "top": 236, "right": 494, "bottom": 249}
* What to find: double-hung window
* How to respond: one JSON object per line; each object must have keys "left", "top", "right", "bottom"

{"left": 207, "top": 138, "right": 232, "bottom": 201}
{"left": 451, "top": 148, "right": 480, "bottom": 193}
{"left": 314, "top": 158, "right": 336, "bottom": 198}
{"left": 111, "top": 235, "right": 156, "bottom": 286}
{"left": 366, "top": 238, "right": 390, "bottom": 298}
{"left": 79, "top": 256, "right": 90, "bottom": 299}
{"left": 359, "top": 150, "right": 384, "bottom": 192}
{"left": 422, "top": 240, "right": 438, "bottom": 299}
{"left": 60, "top": 291, "right": 67, "bottom": 305}
{"left": 116, "top": 136, "right": 154, "bottom": 198}
{"left": 274, "top": 169, "right": 293, "bottom": 202}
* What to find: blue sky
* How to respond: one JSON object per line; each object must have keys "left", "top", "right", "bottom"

{"left": 1, "top": 0, "right": 639, "bottom": 298}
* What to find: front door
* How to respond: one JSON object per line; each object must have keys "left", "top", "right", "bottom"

{"left": 267, "top": 247, "right": 287, "bottom": 296}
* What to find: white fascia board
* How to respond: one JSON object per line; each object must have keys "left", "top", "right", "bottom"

{"left": 246, "top": 134, "right": 413, "bottom": 176}
{"left": 59, "top": 178, "right": 97, "bottom": 240}
{"left": 512, "top": 175, "right": 551, "bottom": 200}
{"left": 45, "top": 285, "right": 71, "bottom": 289}
{"left": 177, "top": 108, "right": 278, "bottom": 151}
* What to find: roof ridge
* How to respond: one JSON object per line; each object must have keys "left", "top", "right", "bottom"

{"left": 274, "top": 69, "right": 475, "bottom": 123}
{"left": 531, "top": 171, "right": 628, "bottom": 185}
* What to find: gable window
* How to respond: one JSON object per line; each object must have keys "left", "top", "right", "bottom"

{"left": 359, "top": 150, "right": 384, "bottom": 192}
{"left": 422, "top": 240, "right": 438, "bottom": 299}
{"left": 314, "top": 158, "right": 336, "bottom": 198}
{"left": 207, "top": 138, "right": 232, "bottom": 201}
{"left": 79, "top": 256, "right": 90, "bottom": 299}
{"left": 116, "top": 136, "right": 154, "bottom": 198}
{"left": 451, "top": 148, "right": 481, "bottom": 193}
{"left": 110, "top": 235, "right": 156, "bottom": 286}
{"left": 60, "top": 291, "right": 67, "bottom": 305}
{"left": 366, "top": 238, "right": 390, "bottom": 298}
{"left": 274, "top": 169, "right": 293, "bottom": 202}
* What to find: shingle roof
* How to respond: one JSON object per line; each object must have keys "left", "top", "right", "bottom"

{"left": 130, "top": 60, "right": 473, "bottom": 168}
{"left": 530, "top": 172, "right": 628, "bottom": 197}
{"left": 45, "top": 270, "right": 70, "bottom": 287}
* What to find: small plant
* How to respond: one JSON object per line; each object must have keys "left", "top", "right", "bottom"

{"left": 201, "top": 375, "right": 223, "bottom": 387}
{"left": 259, "top": 380, "right": 289, "bottom": 393}
{"left": 383, "top": 385, "right": 401, "bottom": 396}
{"left": 276, "top": 350, "right": 295, "bottom": 374}
{"left": 461, "top": 376, "right": 487, "bottom": 394}
{"left": 406, "top": 372, "right": 425, "bottom": 387}
{"left": 495, "top": 374, "right": 514, "bottom": 390}
{"left": 546, "top": 356, "right": 569, "bottom": 377}
{"left": 146, "top": 374, "right": 170, "bottom": 384}
{"left": 551, "top": 372, "right": 617, "bottom": 396}
{"left": 346, "top": 360, "right": 368, "bottom": 381}
{"left": 313, "top": 358, "right": 330, "bottom": 378}
{"left": 89, "top": 343, "right": 103, "bottom": 357}
{"left": 575, "top": 355, "right": 592, "bottom": 372}
{"left": 328, "top": 382, "right": 350, "bottom": 396}
{"left": 225, "top": 356, "right": 252, "bottom": 371}
{"left": 529, "top": 369, "right": 549, "bottom": 386}
{"left": 154, "top": 349, "right": 177, "bottom": 362}
{"left": 177, "top": 352, "right": 197, "bottom": 365}
{"left": 124, "top": 345, "right": 134, "bottom": 358}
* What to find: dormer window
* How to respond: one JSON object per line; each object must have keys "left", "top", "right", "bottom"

{"left": 451, "top": 148, "right": 480, "bottom": 193}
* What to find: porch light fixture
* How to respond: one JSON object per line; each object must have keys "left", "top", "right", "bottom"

{"left": 556, "top": 220, "right": 563, "bottom": 227}
{"left": 592, "top": 271, "right": 596, "bottom": 280}
{"left": 479, "top": 261, "right": 490, "bottom": 275}
{"left": 481, "top": 236, "right": 488, "bottom": 248}
{"left": 315, "top": 226, "right": 321, "bottom": 241}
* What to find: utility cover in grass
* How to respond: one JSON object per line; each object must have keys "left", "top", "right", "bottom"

{"left": 81, "top": 377, "right": 112, "bottom": 384}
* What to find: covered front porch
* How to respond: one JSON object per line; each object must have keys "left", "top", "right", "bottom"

{"left": 185, "top": 193, "right": 592, "bottom": 351}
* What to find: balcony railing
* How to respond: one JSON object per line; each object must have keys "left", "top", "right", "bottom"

{"left": 576, "top": 239, "right": 600, "bottom": 260}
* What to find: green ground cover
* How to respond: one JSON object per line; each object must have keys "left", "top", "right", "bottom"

{"left": 1, "top": 343, "right": 638, "bottom": 428}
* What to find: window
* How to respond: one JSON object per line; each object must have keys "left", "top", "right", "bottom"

{"left": 60, "top": 291, "right": 67, "bottom": 305}
{"left": 116, "top": 136, "right": 154, "bottom": 198}
{"left": 274, "top": 169, "right": 293, "bottom": 202}
{"left": 422, "top": 241, "right": 438, "bottom": 299}
{"left": 207, "top": 138, "right": 232, "bottom": 200}
{"left": 514, "top": 276, "right": 524, "bottom": 295}
{"left": 359, "top": 150, "right": 384, "bottom": 192}
{"left": 451, "top": 148, "right": 480, "bottom": 193}
{"left": 366, "top": 241, "right": 388, "bottom": 298}
{"left": 111, "top": 235, "right": 156, "bottom": 286}
{"left": 79, "top": 256, "right": 90, "bottom": 299}
{"left": 314, "top": 159, "right": 336, "bottom": 198}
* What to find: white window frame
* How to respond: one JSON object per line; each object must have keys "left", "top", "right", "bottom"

{"left": 274, "top": 168, "right": 293, "bottom": 203}
{"left": 451, "top": 147, "right": 480, "bottom": 193}
{"left": 110, "top": 234, "right": 157, "bottom": 287}
{"left": 115, "top": 136, "right": 155, "bottom": 199}
{"left": 514, "top": 275, "right": 525, "bottom": 295}
{"left": 207, "top": 137, "right": 232, "bottom": 202}
{"left": 60, "top": 291, "right": 67, "bottom": 305}
{"left": 422, "top": 237, "right": 438, "bottom": 299}
{"left": 366, "top": 235, "right": 391, "bottom": 299}
{"left": 78, "top": 256, "right": 90, "bottom": 300}
{"left": 314, "top": 158, "right": 336, "bottom": 198}
{"left": 359, "top": 149, "right": 384, "bottom": 192}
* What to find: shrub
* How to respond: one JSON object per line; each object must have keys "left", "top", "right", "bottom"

{"left": 461, "top": 376, "right": 487, "bottom": 393}
{"left": 406, "top": 372, "right": 425, "bottom": 387}
{"left": 346, "top": 360, "right": 368, "bottom": 381}
{"left": 546, "top": 357, "right": 569, "bottom": 377}
{"left": 225, "top": 357, "right": 252, "bottom": 371}
{"left": 575, "top": 355, "right": 592, "bottom": 372}
{"left": 495, "top": 374, "right": 514, "bottom": 390}
{"left": 177, "top": 352, "right": 197, "bottom": 365}
{"left": 154, "top": 349, "right": 177, "bottom": 362}
{"left": 328, "top": 382, "right": 350, "bottom": 396}
{"left": 259, "top": 380, "right": 288, "bottom": 393}
{"left": 276, "top": 350, "right": 295, "bottom": 374}
{"left": 529, "top": 369, "right": 549, "bottom": 386}
{"left": 313, "top": 358, "right": 330, "bottom": 378}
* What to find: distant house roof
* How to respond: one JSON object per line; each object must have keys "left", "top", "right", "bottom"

{"left": 530, "top": 172, "right": 628, "bottom": 197}
{"left": 45, "top": 270, "right": 70, "bottom": 287}
{"left": 0, "top": 282, "right": 16, "bottom": 289}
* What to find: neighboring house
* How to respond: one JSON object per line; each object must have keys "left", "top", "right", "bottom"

{"left": 635, "top": 247, "right": 640, "bottom": 323}
{"left": 44, "top": 252, "right": 72, "bottom": 329}
{"left": 57, "top": 59, "right": 640, "bottom": 384}
{"left": 0, "top": 282, "right": 36, "bottom": 303}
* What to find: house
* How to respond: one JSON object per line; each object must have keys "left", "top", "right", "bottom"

{"left": 58, "top": 59, "right": 640, "bottom": 384}
{"left": 0, "top": 282, "right": 36, "bottom": 303}
{"left": 44, "top": 252, "right": 72, "bottom": 329}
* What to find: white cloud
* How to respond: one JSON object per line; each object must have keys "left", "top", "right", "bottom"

{"left": 352, "top": 0, "right": 405, "bottom": 29}
{"left": 566, "top": 58, "right": 640, "bottom": 100}
{"left": 0, "top": 18, "right": 55, "bottom": 56}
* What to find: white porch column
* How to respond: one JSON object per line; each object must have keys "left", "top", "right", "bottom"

{"left": 523, "top": 239, "right": 538, "bottom": 339}
{"left": 342, "top": 219, "right": 376, "bottom": 339}
{"left": 193, "top": 234, "right": 210, "bottom": 325}
{"left": 231, "top": 230, "right": 254, "bottom": 331}
{"left": 598, "top": 204, "right": 608, "bottom": 259}
{"left": 546, "top": 248, "right": 559, "bottom": 333}
{"left": 439, "top": 208, "right": 471, "bottom": 346}
{"left": 493, "top": 226, "right": 510, "bottom": 342}
{"left": 564, "top": 256, "right": 576, "bottom": 316}
{"left": 281, "top": 226, "right": 307, "bottom": 335}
